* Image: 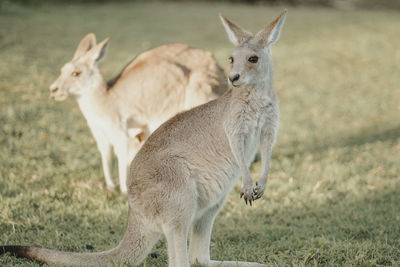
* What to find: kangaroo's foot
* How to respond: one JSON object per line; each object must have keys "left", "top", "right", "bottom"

{"left": 106, "top": 183, "right": 116, "bottom": 191}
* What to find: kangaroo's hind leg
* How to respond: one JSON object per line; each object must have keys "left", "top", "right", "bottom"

{"left": 139, "top": 156, "right": 196, "bottom": 267}
{"left": 164, "top": 223, "right": 191, "bottom": 267}
{"left": 188, "top": 197, "right": 267, "bottom": 267}
{"left": 188, "top": 198, "right": 226, "bottom": 265}
{"left": 113, "top": 133, "right": 130, "bottom": 194}
{"left": 162, "top": 183, "right": 195, "bottom": 267}
{"left": 92, "top": 128, "right": 115, "bottom": 190}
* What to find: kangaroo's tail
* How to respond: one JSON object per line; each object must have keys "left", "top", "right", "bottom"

{"left": 0, "top": 245, "right": 120, "bottom": 266}
{"left": 0, "top": 210, "right": 160, "bottom": 266}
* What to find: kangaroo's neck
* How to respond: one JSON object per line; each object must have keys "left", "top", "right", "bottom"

{"left": 76, "top": 72, "right": 112, "bottom": 122}
{"left": 231, "top": 75, "right": 276, "bottom": 104}
{"left": 258, "top": 60, "right": 277, "bottom": 99}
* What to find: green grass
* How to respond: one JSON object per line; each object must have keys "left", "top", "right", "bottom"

{"left": 1, "top": 2, "right": 400, "bottom": 266}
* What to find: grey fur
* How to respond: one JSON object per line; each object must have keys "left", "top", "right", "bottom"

{"left": 0, "top": 10, "right": 287, "bottom": 267}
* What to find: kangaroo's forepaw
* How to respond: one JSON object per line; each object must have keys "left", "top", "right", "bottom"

{"left": 240, "top": 185, "right": 254, "bottom": 206}
{"left": 253, "top": 181, "right": 265, "bottom": 200}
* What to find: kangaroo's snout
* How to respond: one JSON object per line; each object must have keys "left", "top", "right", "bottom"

{"left": 229, "top": 74, "right": 240, "bottom": 83}
{"left": 49, "top": 82, "right": 68, "bottom": 101}
{"left": 50, "top": 86, "right": 58, "bottom": 94}
{"left": 49, "top": 81, "right": 59, "bottom": 93}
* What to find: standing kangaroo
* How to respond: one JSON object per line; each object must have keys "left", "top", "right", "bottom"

{"left": 49, "top": 34, "right": 227, "bottom": 193}
{"left": 1, "top": 10, "right": 287, "bottom": 267}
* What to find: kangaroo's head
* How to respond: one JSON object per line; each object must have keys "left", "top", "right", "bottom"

{"left": 49, "top": 33, "right": 110, "bottom": 101}
{"left": 219, "top": 10, "right": 287, "bottom": 89}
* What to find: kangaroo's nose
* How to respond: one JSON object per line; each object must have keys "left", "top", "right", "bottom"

{"left": 229, "top": 74, "right": 240, "bottom": 83}
{"left": 50, "top": 86, "right": 58, "bottom": 93}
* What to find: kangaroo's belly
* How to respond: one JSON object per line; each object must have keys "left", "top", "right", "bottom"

{"left": 191, "top": 129, "right": 261, "bottom": 214}
{"left": 192, "top": 157, "right": 240, "bottom": 215}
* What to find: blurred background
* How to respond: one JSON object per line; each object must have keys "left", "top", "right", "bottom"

{"left": 1, "top": 0, "right": 399, "bottom": 266}
{"left": 2, "top": 0, "right": 400, "bottom": 9}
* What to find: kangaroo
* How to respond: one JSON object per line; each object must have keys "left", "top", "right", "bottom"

{"left": 1, "top": 10, "right": 287, "bottom": 267}
{"left": 49, "top": 34, "right": 227, "bottom": 193}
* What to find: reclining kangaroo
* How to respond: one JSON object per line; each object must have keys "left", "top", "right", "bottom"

{"left": 1, "top": 10, "right": 287, "bottom": 267}
{"left": 49, "top": 34, "right": 227, "bottom": 193}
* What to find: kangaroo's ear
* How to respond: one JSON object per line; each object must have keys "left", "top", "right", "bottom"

{"left": 219, "top": 13, "right": 252, "bottom": 46}
{"left": 86, "top": 37, "right": 110, "bottom": 64}
{"left": 73, "top": 33, "right": 97, "bottom": 60}
{"left": 255, "top": 9, "right": 287, "bottom": 49}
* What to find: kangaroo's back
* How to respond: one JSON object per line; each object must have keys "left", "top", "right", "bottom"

{"left": 121, "top": 43, "right": 226, "bottom": 96}
{"left": 110, "top": 44, "right": 227, "bottom": 126}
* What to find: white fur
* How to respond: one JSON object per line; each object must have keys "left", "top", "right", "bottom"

{"left": 49, "top": 34, "right": 226, "bottom": 193}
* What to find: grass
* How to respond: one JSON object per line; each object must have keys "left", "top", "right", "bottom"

{"left": 1, "top": 1, "right": 400, "bottom": 266}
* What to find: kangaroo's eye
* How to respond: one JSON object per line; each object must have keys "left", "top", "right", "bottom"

{"left": 72, "top": 71, "right": 81, "bottom": 77}
{"left": 228, "top": 57, "right": 234, "bottom": 64}
{"left": 248, "top": 56, "right": 258, "bottom": 63}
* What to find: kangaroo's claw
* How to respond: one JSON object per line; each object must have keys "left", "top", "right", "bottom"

{"left": 253, "top": 181, "right": 265, "bottom": 200}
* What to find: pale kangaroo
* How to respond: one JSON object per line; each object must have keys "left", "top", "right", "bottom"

{"left": 49, "top": 34, "right": 227, "bottom": 193}
{"left": 1, "top": 10, "right": 287, "bottom": 267}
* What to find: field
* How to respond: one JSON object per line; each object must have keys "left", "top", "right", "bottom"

{"left": 1, "top": 2, "right": 400, "bottom": 266}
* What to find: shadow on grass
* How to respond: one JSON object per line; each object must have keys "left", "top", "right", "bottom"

{"left": 280, "top": 124, "right": 400, "bottom": 159}
{"left": 1, "top": 123, "right": 399, "bottom": 266}
{"left": 1, "top": 174, "right": 399, "bottom": 266}
{"left": 213, "top": 187, "right": 400, "bottom": 266}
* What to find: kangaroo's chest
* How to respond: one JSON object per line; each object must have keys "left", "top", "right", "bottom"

{"left": 78, "top": 98, "right": 124, "bottom": 140}
{"left": 234, "top": 99, "right": 274, "bottom": 165}
{"left": 194, "top": 110, "right": 270, "bottom": 213}
{"left": 243, "top": 113, "right": 266, "bottom": 164}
